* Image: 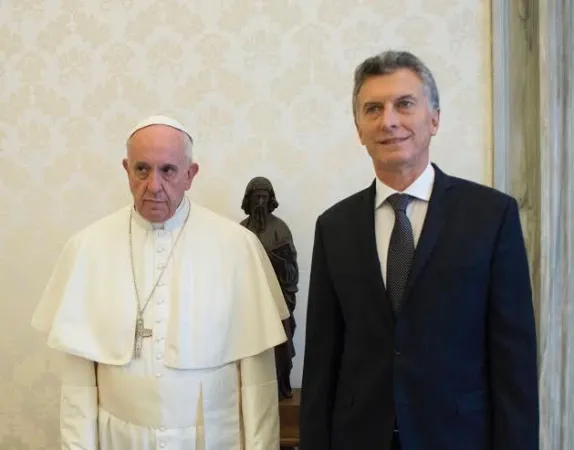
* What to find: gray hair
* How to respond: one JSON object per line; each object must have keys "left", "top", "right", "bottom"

{"left": 352, "top": 50, "right": 440, "bottom": 118}
{"left": 182, "top": 133, "right": 194, "bottom": 162}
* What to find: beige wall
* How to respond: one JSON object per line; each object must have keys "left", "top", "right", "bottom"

{"left": 0, "top": 1, "right": 492, "bottom": 447}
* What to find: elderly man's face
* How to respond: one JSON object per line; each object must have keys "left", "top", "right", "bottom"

{"left": 122, "top": 125, "right": 199, "bottom": 223}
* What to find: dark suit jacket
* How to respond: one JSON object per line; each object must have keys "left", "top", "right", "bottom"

{"left": 299, "top": 164, "right": 539, "bottom": 450}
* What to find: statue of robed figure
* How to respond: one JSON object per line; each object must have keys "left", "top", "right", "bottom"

{"left": 240, "top": 176, "right": 298, "bottom": 400}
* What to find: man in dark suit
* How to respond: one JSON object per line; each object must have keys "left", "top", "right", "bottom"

{"left": 299, "top": 50, "right": 539, "bottom": 450}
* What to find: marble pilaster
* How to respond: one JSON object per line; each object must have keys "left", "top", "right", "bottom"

{"left": 492, "top": 0, "right": 574, "bottom": 448}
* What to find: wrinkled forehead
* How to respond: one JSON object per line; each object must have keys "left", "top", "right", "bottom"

{"left": 127, "top": 125, "right": 187, "bottom": 159}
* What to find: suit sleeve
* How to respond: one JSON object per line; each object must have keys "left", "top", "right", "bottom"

{"left": 299, "top": 217, "right": 344, "bottom": 450}
{"left": 60, "top": 354, "right": 99, "bottom": 449}
{"left": 488, "top": 198, "right": 539, "bottom": 450}
{"left": 240, "top": 348, "right": 280, "bottom": 450}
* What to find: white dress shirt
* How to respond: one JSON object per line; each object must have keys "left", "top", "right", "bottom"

{"left": 374, "top": 163, "right": 435, "bottom": 285}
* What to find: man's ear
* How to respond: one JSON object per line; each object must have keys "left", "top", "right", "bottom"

{"left": 122, "top": 158, "right": 128, "bottom": 172}
{"left": 430, "top": 109, "right": 440, "bottom": 136}
{"left": 186, "top": 162, "right": 199, "bottom": 189}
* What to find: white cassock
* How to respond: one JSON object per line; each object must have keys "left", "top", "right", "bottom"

{"left": 31, "top": 197, "right": 290, "bottom": 450}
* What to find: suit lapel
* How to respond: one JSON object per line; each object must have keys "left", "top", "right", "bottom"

{"left": 354, "top": 181, "right": 391, "bottom": 318}
{"left": 354, "top": 165, "right": 454, "bottom": 318}
{"left": 403, "top": 164, "right": 453, "bottom": 303}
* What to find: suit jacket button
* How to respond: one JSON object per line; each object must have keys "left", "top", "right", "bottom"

{"left": 394, "top": 349, "right": 401, "bottom": 356}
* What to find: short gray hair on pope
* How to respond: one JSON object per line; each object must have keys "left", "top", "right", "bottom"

{"left": 127, "top": 115, "right": 194, "bottom": 162}
{"left": 352, "top": 50, "right": 440, "bottom": 118}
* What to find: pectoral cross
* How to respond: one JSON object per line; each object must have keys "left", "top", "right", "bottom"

{"left": 133, "top": 315, "right": 153, "bottom": 358}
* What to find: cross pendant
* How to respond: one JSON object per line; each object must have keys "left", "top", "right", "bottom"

{"left": 133, "top": 315, "right": 153, "bottom": 358}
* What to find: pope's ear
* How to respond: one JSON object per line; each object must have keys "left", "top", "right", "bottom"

{"left": 188, "top": 163, "right": 199, "bottom": 184}
{"left": 122, "top": 159, "right": 128, "bottom": 172}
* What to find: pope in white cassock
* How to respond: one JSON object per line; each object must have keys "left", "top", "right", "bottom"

{"left": 31, "top": 115, "right": 290, "bottom": 450}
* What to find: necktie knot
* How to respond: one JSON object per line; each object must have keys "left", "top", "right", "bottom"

{"left": 387, "top": 193, "right": 412, "bottom": 213}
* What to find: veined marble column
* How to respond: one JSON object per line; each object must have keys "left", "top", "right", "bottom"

{"left": 492, "top": 0, "right": 574, "bottom": 448}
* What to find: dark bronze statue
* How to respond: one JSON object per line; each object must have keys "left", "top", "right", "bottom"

{"left": 240, "top": 176, "right": 298, "bottom": 400}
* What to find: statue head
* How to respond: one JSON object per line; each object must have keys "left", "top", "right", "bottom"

{"left": 241, "top": 176, "right": 279, "bottom": 233}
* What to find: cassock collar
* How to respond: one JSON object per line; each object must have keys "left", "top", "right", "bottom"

{"left": 374, "top": 162, "right": 435, "bottom": 210}
{"left": 131, "top": 196, "right": 190, "bottom": 231}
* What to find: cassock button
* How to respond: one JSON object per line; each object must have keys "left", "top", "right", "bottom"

{"left": 157, "top": 247, "right": 165, "bottom": 253}
{"left": 156, "top": 353, "right": 163, "bottom": 360}
{"left": 160, "top": 442, "right": 166, "bottom": 448}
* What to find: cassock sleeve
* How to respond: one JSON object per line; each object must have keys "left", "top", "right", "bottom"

{"left": 60, "top": 354, "right": 99, "bottom": 450}
{"left": 239, "top": 348, "right": 280, "bottom": 450}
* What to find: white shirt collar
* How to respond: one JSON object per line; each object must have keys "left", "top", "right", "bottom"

{"left": 132, "top": 196, "right": 190, "bottom": 231}
{"left": 374, "top": 163, "right": 435, "bottom": 210}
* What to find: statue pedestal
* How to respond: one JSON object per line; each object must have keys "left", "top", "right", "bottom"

{"left": 279, "top": 388, "right": 300, "bottom": 449}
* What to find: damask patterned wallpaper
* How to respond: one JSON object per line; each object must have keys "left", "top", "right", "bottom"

{"left": 0, "top": 0, "right": 491, "bottom": 447}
